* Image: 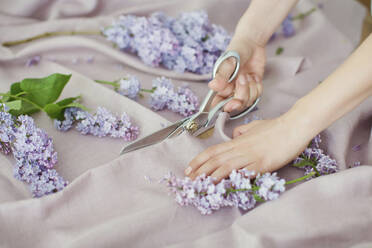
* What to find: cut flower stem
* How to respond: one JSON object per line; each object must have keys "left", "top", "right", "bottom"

{"left": 2, "top": 30, "right": 102, "bottom": 47}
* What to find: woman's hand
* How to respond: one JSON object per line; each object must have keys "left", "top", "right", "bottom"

{"left": 209, "top": 37, "right": 266, "bottom": 112}
{"left": 185, "top": 114, "right": 313, "bottom": 181}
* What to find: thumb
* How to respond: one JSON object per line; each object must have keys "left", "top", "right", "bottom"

{"left": 208, "top": 56, "right": 237, "bottom": 92}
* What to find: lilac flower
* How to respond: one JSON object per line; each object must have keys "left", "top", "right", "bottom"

{"left": 293, "top": 135, "right": 338, "bottom": 179}
{"left": 352, "top": 144, "right": 361, "bottom": 152}
{"left": 14, "top": 160, "right": 67, "bottom": 197}
{"left": 161, "top": 169, "right": 285, "bottom": 215}
{"left": 255, "top": 172, "right": 285, "bottom": 201}
{"left": 116, "top": 75, "right": 141, "bottom": 100}
{"left": 282, "top": 15, "right": 295, "bottom": 37}
{"left": 54, "top": 107, "right": 139, "bottom": 141}
{"left": 102, "top": 11, "right": 231, "bottom": 74}
{"left": 352, "top": 161, "right": 361, "bottom": 167}
{"left": 310, "top": 134, "right": 322, "bottom": 148}
{"left": 25, "top": 55, "right": 41, "bottom": 67}
{"left": 150, "top": 77, "right": 199, "bottom": 116}
{"left": 13, "top": 115, "right": 57, "bottom": 169}
{"left": 293, "top": 147, "right": 338, "bottom": 178}
{"left": 0, "top": 106, "right": 67, "bottom": 197}
{"left": 86, "top": 55, "right": 94, "bottom": 63}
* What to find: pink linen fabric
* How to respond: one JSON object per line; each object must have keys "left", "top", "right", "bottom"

{"left": 0, "top": 0, "right": 371, "bottom": 247}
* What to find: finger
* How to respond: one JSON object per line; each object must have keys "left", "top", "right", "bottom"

{"left": 216, "top": 82, "right": 235, "bottom": 98}
{"left": 256, "top": 78, "right": 263, "bottom": 97}
{"left": 208, "top": 57, "right": 237, "bottom": 92}
{"left": 189, "top": 149, "right": 237, "bottom": 180}
{"left": 186, "top": 141, "right": 235, "bottom": 176}
{"left": 247, "top": 81, "right": 258, "bottom": 107}
{"left": 223, "top": 74, "right": 248, "bottom": 112}
{"left": 211, "top": 95, "right": 225, "bottom": 108}
{"left": 210, "top": 155, "right": 254, "bottom": 182}
{"left": 244, "top": 161, "right": 267, "bottom": 175}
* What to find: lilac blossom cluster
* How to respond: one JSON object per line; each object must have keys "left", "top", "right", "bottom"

{"left": 150, "top": 77, "right": 199, "bottom": 117}
{"left": 292, "top": 134, "right": 338, "bottom": 178}
{"left": 161, "top": 169, "right": 285, "bottom": 215}
{"left": 116, "top": 75, "right": 141, "bottom": 100}
{"left": 54, "top": 107, "right": 139, "bottom": 141}
{"left": 102, "top": 11, "right": 231, "bottom": 74}
{"left": 0, "top": 107, "right": 67, "bottom": 197}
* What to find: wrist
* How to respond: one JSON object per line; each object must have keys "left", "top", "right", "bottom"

{"left": 226, "top": 34, "right": 263, "bottom": 61}
{"left": 279, "top": 99, "right": 323, "bottom": 142}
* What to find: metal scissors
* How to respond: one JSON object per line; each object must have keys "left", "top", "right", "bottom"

{"left": 120, "top": 50, "right": 260, "bottom": 155}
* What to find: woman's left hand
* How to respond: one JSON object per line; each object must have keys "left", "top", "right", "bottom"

{"left": 185, "top": 115, "right": 313, "bottom": 181}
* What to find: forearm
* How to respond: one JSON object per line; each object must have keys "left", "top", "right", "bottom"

{"left": 228, "top": 0, "right": 298, "bottom": 53}
{"left": 284, "top": 34, "right": 372, "bottom": 139}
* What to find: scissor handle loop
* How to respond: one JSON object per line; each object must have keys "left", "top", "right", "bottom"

{"left": 229, "top": 97, "right": 260, "bottom": 120}
{"left": 212, "top": 51, "right": 240, "bottom": 82}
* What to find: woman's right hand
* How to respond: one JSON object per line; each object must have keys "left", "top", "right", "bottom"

{"left": 209, "top": 36, "right": 266, "bottom": 112}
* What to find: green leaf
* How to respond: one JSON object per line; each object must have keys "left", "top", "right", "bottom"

{"left": 9, "top": 100, "right": 39, "bottom": 116}
{"left": 20, "top": 73, "right": 72, "bottom": 107}
{"left": 56, "top": 96, "right": 81, "bottom": 107}
{"left": 4, "top": 100, "right": 22, "bottom": 111}
{"left": 43, "top": 103, "right": 65, "bottom": 120}
{"left": 65, "top": 102, "right": 89, "bottom": 111}
{"left": 276, "top": 47, "right": 284, "bottom": 55}
{"left": 292, "top": 160, "right": 314, "bottom": 168}
{"left": 10, "top": 82, "right": 22, "bottom": 95}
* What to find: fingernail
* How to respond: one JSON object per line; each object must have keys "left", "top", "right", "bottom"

{"left": 254, "top": 75, "right": 260, "bottom": 83}
{"left": 185, "top": 167, "right": 192, "bottom": 175}
{"left": 238, "top": 75, "right": 246, "bottom": 85}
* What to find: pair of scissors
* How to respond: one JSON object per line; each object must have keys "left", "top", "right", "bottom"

{"left": 120, "top": 51, "right": 260, "bottom": 155}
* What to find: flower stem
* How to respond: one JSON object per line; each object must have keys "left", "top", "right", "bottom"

{"left": 140, "top": 87, "right": 157, "bottom": 93}
{"left": 285, "top": 171, "right": 316, "bottom": 185}
{"left": 94, "top": 80, "right": 119, "bottom": 87}
{"left": 2, "top": 30, "right": 102, "bottom": 47}
{"left": 291, "top": 7, "right": 317, "bottom": 21}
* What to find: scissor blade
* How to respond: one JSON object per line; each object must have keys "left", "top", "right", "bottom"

{"left": 120, "top": 119, "right": 187, "bottom": 155}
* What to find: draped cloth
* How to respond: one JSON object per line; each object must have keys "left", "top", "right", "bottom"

{"left": 0, "top": 0, "right": 371, "bottom": 247}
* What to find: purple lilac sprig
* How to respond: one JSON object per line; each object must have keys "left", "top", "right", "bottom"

{"left": 0, "top": 105, "right": 67, "bottom": 197}
{"left": 161, "top": 168, "right": 314, "bottom": 215}
{"left": 54, "top": 107, "right": 139, "bottom": 141}
{"left": 102, "top": 11, "right": 231, "bottom": 74}
{"left": 292, "top": 134, "right": 338, "bottom": 179}
{"left": 96, "top": 76, "right": 199, "bottom": 117}
{"left": 150, "top": 77, "right": 199, "bottom": 117}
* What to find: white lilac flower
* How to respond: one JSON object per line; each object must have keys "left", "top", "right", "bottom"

{"left": 102, "top": 11, "right": 231, "bottom": 74}
{"left": 255, "top": 172, "right": 285, "bottom": 201}
{"left": 0, "top": 106, "right": 67, "bottom": 197}
{"left": 54, "top": 107, "right": 139, "bottom": 141}
{"left": 161, "top": 169, "right": 285, "bottom": 215}
{"left": 116, "top": 75, "right": 141, "bottom": 100}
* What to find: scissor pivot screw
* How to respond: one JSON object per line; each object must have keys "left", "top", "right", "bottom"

{"left": 185, "top": 121, "right": 198, "bottom": 133}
